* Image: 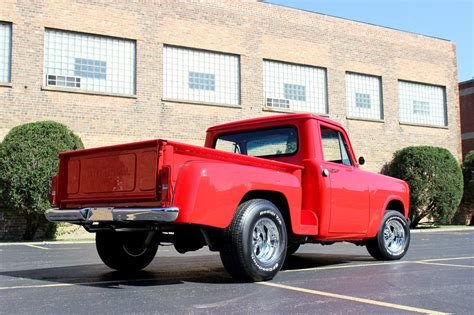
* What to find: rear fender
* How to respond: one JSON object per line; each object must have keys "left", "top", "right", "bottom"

{"left": 172, "top": 161, "right": 302, "bottom": 231}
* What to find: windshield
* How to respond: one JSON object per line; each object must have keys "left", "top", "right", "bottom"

{"left": 214, "top": 126, "right": 298, "bottom": 157}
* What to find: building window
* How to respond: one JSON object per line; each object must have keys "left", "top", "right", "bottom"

{"left": 163, "top": 45, "right": 240, "bottom": 105}
{"left": 0, "top": 22, "right": 12, "bottom": 84}
{"left": 346, "top": 73, "right": 383, "bottom": 120}
{"left": 398, "top": 81, "right": 447, "bottom": 126}
{"left": 263, "top": 60, "right": 327, "bottom": 114}
{"left": 44, "top": 29, "right": 136, "bottom": 95}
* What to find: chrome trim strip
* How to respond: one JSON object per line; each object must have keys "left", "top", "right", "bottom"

{"left": 45, "top": 207, "right": 179, "bottom": 223}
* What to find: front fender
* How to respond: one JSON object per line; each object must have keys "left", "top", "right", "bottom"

{"left": 172, "top": 161, "right": 302, "bottom": 230}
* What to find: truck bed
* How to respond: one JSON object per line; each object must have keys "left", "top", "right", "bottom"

{"left": 56, "top": 139, "right": 302, "bottom": 209}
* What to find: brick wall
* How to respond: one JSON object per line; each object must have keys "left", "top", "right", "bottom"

{"left": 0, "top": 0, "right": 461, "bottom": 173}
{"left": 0, "top": 207, "right": 26, "bottom": 240}
{"left": 459, "top": 79, "right": 474, "bottom": 160}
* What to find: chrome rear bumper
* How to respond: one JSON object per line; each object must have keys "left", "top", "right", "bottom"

{"left": 45, "top": 207, "right": 179, "bottom": 223}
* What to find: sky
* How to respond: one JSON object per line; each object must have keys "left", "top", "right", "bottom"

{"left": 267, "top": 0, "right": 474, "bottom": 82}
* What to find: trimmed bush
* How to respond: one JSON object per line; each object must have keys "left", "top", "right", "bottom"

{"left": 455, "top": 150, "right": 474, "bottom": 225}
{"left": 385, "top": 146, "right": 463, "bottom": 227}
{"left": 0, "top": 121, "right": 83, "bottom": 240}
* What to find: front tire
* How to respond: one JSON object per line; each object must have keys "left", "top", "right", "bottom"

{"left": 96, "top": 231, "right": 158, "bottom": 272}
{"left": 220, "top": 199, "right": 287, "bottom": 282}
{"left": 366, "top": 210, "right": 410, "bottom": 260}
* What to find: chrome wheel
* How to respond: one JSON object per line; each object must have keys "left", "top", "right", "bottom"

{"left": 383, "top": 219, "right": 406, "bottom": 255}
{"left": 252, "top": 217, "right": 281, "bottom": 265}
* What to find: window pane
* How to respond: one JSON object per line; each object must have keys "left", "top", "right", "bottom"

{"left": 215, "top": 127, "right": 298, "bottom": 157}
{"left": 0, "top": 22, "right": 12, "bottom": 83}
{"left": 346, "top": 73, "right": 382, "bottom": 119}
{"left": 398, "top": 81, "right": 447, "bottom": 126}
{"left": 163, "top": 45, "right": 240, "bottom": 105}
{"left": 44, "top": 29, "right": 136, "bottom": 95}
{"left": 321, "top": 128, "right": 342, "bottom": 163}
{"left": 263, "top": 60, "right": 327, "bottom": 114}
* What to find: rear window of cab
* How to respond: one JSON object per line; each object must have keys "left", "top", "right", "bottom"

{"left": 214, "top": 126, "right": 298, "bottom": 158}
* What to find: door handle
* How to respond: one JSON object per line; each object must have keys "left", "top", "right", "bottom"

{"left": 322, "top": 169, "right": 329, "bottom": 177}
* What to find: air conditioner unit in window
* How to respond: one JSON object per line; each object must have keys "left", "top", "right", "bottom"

{"left": 47, "top": 74, "right": 81, "bottom": 88}
{"left": 266, "top": 98, "right": 290, "bottom": 109}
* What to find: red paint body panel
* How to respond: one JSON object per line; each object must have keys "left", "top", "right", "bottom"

{"left": 54, "top": 114, "right": 409, "bottom": 242}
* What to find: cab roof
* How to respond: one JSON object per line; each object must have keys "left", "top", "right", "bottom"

{"left": 207, "top": 114, "right": 343, "bottom": 132}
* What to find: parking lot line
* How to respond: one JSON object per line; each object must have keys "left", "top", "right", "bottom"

{"left": 282, "top": 261, "right": 408, "bottom": 273}
{"left": 257, "top": 282, "right": 448, "bottom": 315}
{"left": 23, "top": 244, "right": 49, "bottom": 250}
{"left": 421, "top": 256, "right": 474, "bottom": 262}
{"left": 0, "top": 279, "right": 154, "bottom": 291}
{"left": 415, "top": 261, "right": 474, "bottom": 269}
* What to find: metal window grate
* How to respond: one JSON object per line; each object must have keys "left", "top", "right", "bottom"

{"left": 266, "top": 98, "right": 290, "bottom": 109}
{"left": 163, "top": 45, "right": 240, "bottom": 105}
{"left": 263, "top": 60, "right": 327, "bottom": 114}
{"left": 44, "top": 29, "right": 136, "bottom": 95}
{"left": 0, "top": 22, "right": 11, "bottom": 83}
{"left": 398, "top": 81, "right": 447, "bottom": 126}
{"left": 47, "top": 74, "right": 81, "bottom": 88}
{"left": 346, "top": 73, "right": 382, "bottom": 119}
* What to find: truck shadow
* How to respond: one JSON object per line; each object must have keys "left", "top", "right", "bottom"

{"left": 0, "top": 253, "right": 375, "bottom": 289}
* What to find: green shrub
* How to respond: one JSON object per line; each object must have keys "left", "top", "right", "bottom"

{"left": 0, "top": 121, "right": 83, "bottom": 240}
{"left": 385, "top": 146, "right": 463, "bottom": 227}
{"left": 459, "top": 151, "right": 474, "bottom": 224}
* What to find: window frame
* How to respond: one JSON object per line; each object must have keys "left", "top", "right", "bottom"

{"left": 319, "top": 123, "right": 356, "bottom": 168}
{"left": 398, "top": 79, "right": 448, "bottom": 127}
{"left": 163, "top": 44, "right": 241, "bottom": 106}
{"left": 213, "top": 125, "right": 299, "bottom": 159}
{"left": 345, "top": 71, "right": 384, "bottom": 121}
{"left": 0, "top": 21, "right": 12, "bottom": 84}
{"left": 263, "top": 59, "right": 328, "bottom": 114}
{"left": 43, "top": 28, "right": 137, "bottom": 96}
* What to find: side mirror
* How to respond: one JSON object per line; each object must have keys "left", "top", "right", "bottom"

{"left": 358, "top": 156, "right": 365, "bottom": 165}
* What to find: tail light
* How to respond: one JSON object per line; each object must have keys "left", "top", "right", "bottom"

{"left": 158, "top": 166, "right": 172, "bottom": 206}
{"left": 49, "top": 175, "right": 58, "bottom": 207}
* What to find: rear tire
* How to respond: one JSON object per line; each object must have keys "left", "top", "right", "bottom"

{"left": 220, "top": 199, "right": 287, "bottom": 282}
{"left": 96, "top": 231, "right": 158, "bottom": 271}
{"left": 366, "top": 210, "right": 410, "bottom": 260}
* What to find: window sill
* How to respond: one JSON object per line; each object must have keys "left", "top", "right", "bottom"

{"left": 346, "top": 116, "right": 385, "bottom": 123}
{"left": 0, "top": 82, "right": 12, "bottom": 88}
{"left": 399, "top": 122, "right": 449, "bottom": 130}
{"left": 161, "top": 98, "right": 241, "bottom": 109}
{"left": 41, "top": 86, "right": 137, "bottom": 98}
{"left": 262, "top": 107, "right": 329, "bottom": 117}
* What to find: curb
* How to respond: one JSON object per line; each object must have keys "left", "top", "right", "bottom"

{"left": 410, "top": 227, "right": 474, "bottom": 234}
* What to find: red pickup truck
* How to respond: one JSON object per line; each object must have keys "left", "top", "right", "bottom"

{"left": 46, "top": 114, "right": 410, "bottom": 281}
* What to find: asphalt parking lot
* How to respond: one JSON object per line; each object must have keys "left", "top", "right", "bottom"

{"left": 0, "top": 230, "right": 473, "bottom": 314}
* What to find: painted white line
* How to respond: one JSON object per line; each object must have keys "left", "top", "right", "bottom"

{"left": 415, "top": 261, "right": 474, "bottom": 269}
{"left": 23, "top": 244, "right": 49, "bottom": 250}
{"left": 282, "top": 261, "right": 408, "bottom": 273}
{"left": 0, "top": 240, "right": 94, "bottom": 246}
{"left": 422, "top": 256, "right": 474, "bottom": 262}
{"left": 257, "top": 282, "right": 448, "bottom": 315}
{"left": 0, "top": 278, "right": 155, "bottom": 291}
{"left": 411, "top": 227, "right": 474, "bottom": 234}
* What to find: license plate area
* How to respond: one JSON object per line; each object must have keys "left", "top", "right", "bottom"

{"left": 88, "top": 208, "right": 114, "bottom": 221}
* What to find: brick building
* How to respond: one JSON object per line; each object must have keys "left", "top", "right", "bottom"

{"left": 460, "top": 79, "right": 474, "bottom": 159}
{"left": 0, "top": 0, "right": 461, "bottom": 171}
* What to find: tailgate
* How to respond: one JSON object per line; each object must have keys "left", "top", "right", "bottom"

{"left": 58, "top": 140, "right": 161, "bottom": 205}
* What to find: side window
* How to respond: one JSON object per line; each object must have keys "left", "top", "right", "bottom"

{"left": 321, "top": 127, "right": 353, "bottom": 166}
